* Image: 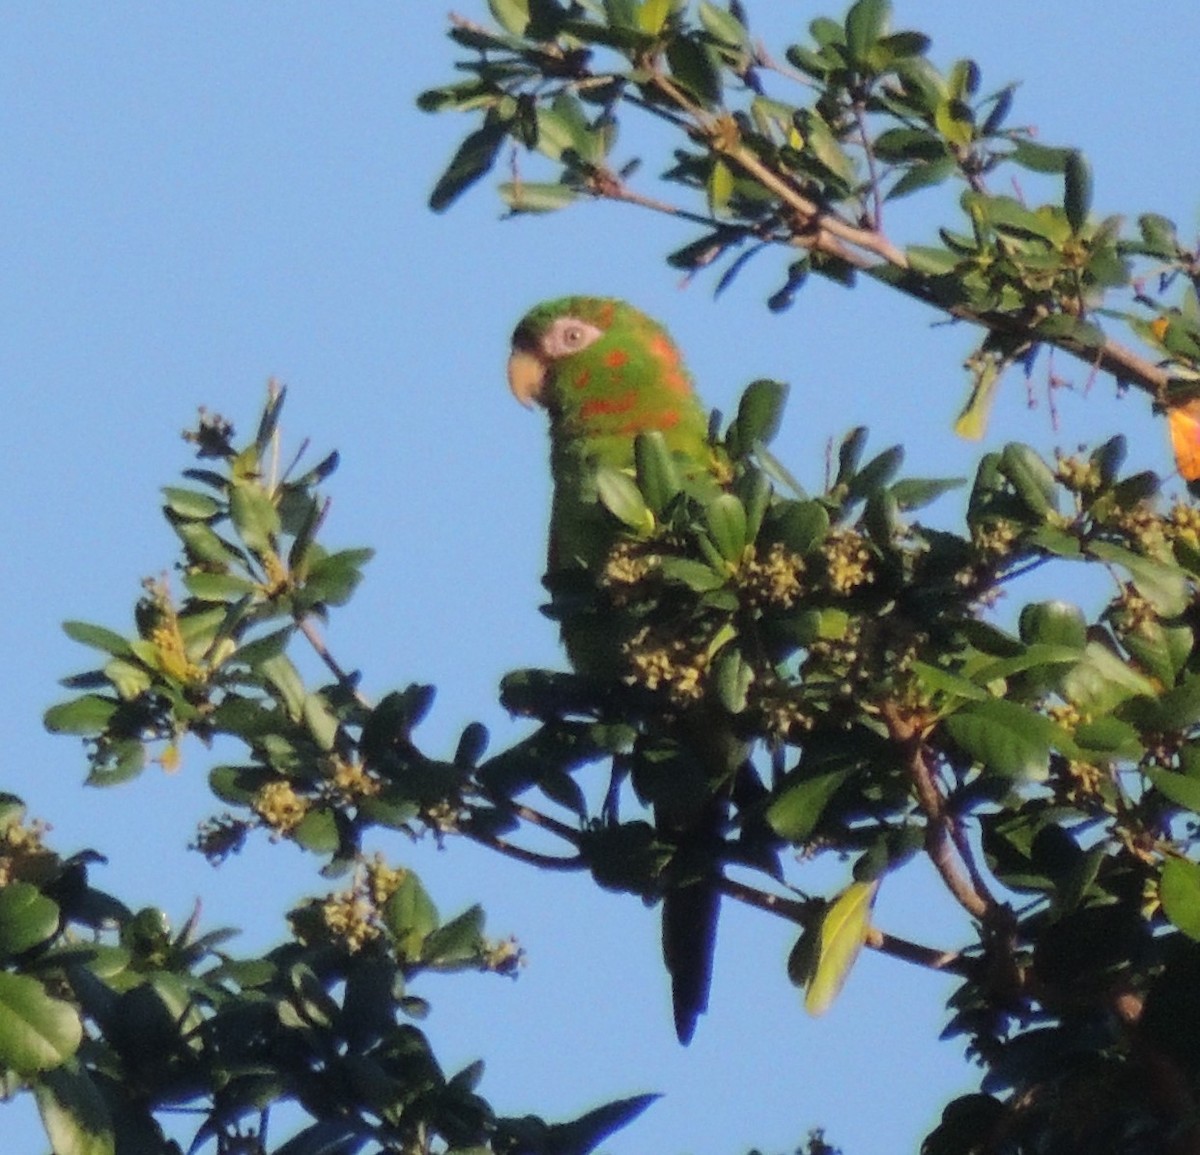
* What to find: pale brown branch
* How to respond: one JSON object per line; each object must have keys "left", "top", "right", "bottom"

{"left": 465, "top": 826, "right": 585, "bottom": 871}
{"left": 879, "top": 700, "right": 994, "bottom": 922}
{"left": 719, "top": 875, "right": 972, "bottom": 976}
{"left": 509, "top": 800, "right": 584, "bottom": 846}
{"left": 297, "top": 616, "right": 371, "bottom": 707}
{"left": 639, "top": 67, "right": 1174, "bottom": 402}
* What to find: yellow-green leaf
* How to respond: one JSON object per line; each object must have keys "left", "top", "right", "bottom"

{"left": 805, "top": 880, "right": 879, "bottom": 1015}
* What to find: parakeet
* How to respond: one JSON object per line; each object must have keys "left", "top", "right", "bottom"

{"left": 508, "top": 296, "right": 740, "bottom": 1043}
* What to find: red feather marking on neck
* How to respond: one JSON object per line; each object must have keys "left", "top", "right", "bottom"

{"left": 604, "top": 348, "right": 630, "bottom": 368}
{"left": 579, "top": 390, "right": 638, "bottom": 421}
{"left": 648, "top": 333, "right": 691, "bottom": 396}
{"left": 569, "top": 367, "right": 592, "bottom": 390}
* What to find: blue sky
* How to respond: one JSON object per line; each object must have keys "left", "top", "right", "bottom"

{"left": 4, "top": 4, "right": 1200, "bottom": 1153}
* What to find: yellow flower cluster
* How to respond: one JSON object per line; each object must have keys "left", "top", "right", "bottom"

{"left": 366, "top": 855, "right": 406, "bottom": 906}
{"left": 1062, "top": 759, "right": 1105, "bottom": 803}
{"left": 316, "top": 890, "right": 380, "bottom": 954}
{"left": 739, "top": 542, "right": 805, "bottom": 608}
{"left": 259, "top": 549, "right": 290, "bottom": 597}
{"left": 601, "top": 540, "right": 659, "bottom": 590}
{"left": 287, "top": 856, "right": 410, "bottom": 955}
{"left": 252, "top": 779, "right": 310, "bottom": 835}
{"left": 0, "top": 816, "right": 55, "bottom": 887}
{"left": 754, "top": 683, "right": 814, "bottom": 739}
{"left": 139, "top": 578, "right": 208, "bottom": 685}
{"left": 483, "top": 935, "right": 525, "bottom": 976}
{"left": 1054, "top": 455, "right": 1102, "bottom": 494}
{"left": 1046, "top": 702, "right": 1087, "bottom": 733}
{"left": 422, "top": 800, "right": 465, "bottom": 835}
{"left": 623, "top": 626, "right": 707, "bottom": 704}
{"left": 1115, "top": 504, "right": 1169, "bottom": 559}
{"left": 823, "top": 530, "right": 874, "bottom": 595}
{"left": 1166, "top": 501, "right": 1200, "bottom": 549}
{"left": 1110, "top": 583, "right": 1156, "bottom": 633}
{"left": 330, "top": 756, "right": 380, "bottom": 799}
{"left": 971, "top": 519, "right": 1019, "bottom": 559}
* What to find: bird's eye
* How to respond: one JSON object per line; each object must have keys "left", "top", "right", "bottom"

{"left": 561, "top": 324, "right": 586, "bottom": 347}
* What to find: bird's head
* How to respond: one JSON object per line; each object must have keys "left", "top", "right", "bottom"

{"left": 507, "top": 297, "right": 698, "bottom": 440}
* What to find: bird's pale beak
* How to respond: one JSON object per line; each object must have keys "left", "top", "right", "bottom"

{"left": 507, "top": 348, "right": 546, "bottom": 408}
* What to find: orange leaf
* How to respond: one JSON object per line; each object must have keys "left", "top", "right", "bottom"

{"left": 1168, "top": 402, "right": 1200, "bottom": 482}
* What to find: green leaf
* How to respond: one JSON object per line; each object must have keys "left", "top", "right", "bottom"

{"left": 905, "top": 243, "right": 959, "bottom": 275}
{"left": 666, "top": 35, "right": 723, "bottom": 106}
{"left": 934, "top": 98, "right": 973, "bottom": 148}
{"left": 889, "top": 476, "right": 963, "bottom": 510}
{"left": 1072, "top": 715, "right": 1142, "bottom": 760}
{"left": 161, "top": 486, "right": 221, "bottom": 520}
{"left": 172, "top": 519, "right": 242, "bottom": 566}
{"left": 910, "top": 661, "right": 988, "bottom": 702}
{"left": 1147, "top": 768, "right": 1200, "bottom": 815}
{"left": 805, "top": 880, "right": 879, "bottom": 1015}
{"left": 767, "top": 770, "right": 849, "bottom": 840}
{"left": 698, "top": 2, "right": 747, "bottom": 48}
{"left": 847, "top": 445, "right": 904, "bottom": 499}
{"left": 488, "top": 0, "right": 530, "bottom": 36}
{"left": 999, "top": 443, "right": 1059, "bottom": 518}
{"left": 706, "top": 158, "right": 734, "bottom": 216}
{"left": 637, "top": 0, "right": 671, "bottom": 34}
{"left": 1087, "top": 541, "right": 1189, "bottom": 617}
{"left": 705, "top": 494, "right": 748, "bottom": 562}
{"left": 1160, "top": 858, "right": 1200, "bottom": 939}
{"left": 713, "top": 648, "right": 753, "bottom": 713}
{"left": 1010, "top": 139, "right": 1072, "bottom": 174}
{"left": 303, "top": 693, "right": 340, "bottom": 752}
{"left": 291, "top": 808, "right": 339, "bottom": 854}
{"left": 62, "top": 621, "right": 133, "bottom": 657}
{"left": 844, "top": 0, "right": 889, "bottom": 63}
{"left": 43, "top": 695, "right": 118, "bottom": 736}
{"left": 596, "top": 467, "right": 654, "bottom": 532}
{"left": 498, "top": 181, "right": 579, "bottom": 214}
{"left": 1019, "top": 601, "right": 1087, "bottom": 650}
{"left": 260, "top": 653, "right": 307, "bottom": 720}
{"left": 943, "top": 699, "right": 1065, "bottom": 779}
{"left": 1062, "top": 641, "right": 1157, "bottom": 714}
{"left": 383, "top": 873, "right": 440, "bottom": 959}
{"left": 0, "top": 971, "right": 82, "bottom": 1074}
{"left": 429, "top": 120, "right": 508, "bottom": 213}
{"left": 34, "top": 1064, "right": 115, "bottom": 1155}
{"left": 634, "top": 431, "right": 682, "bottom": 514}
{"left": 183, "top": 571, "right": 258, "bottom": 602}
{"left": 1064, "top": 153, "right": 1092, "bottom": 233}
{"left": 764, "top": 500, "right": 828, "bottom": 555}
{"left": 301, "top": 547, "right": 374, "bottom": 607}
{"left": 658, "top": 556, "right": 726, "bottom": 591}
{"left": 229, "top": 480, "right": 280, "bottom": 556}
{"left": 731, "top": 379, "right": 789, "bottom": 455}
{"left": 802, "top": 112, "right": 856, "bottom": 186}
{"left": 422, "top": 904, "right": 485, "bottom": 967}
{"left": 0, "top": 883, "right": 60, "bottom": 960}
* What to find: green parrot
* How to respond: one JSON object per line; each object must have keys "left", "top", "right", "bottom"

{"left": 507, "top": 296, "right": 742, "bottom": 1043}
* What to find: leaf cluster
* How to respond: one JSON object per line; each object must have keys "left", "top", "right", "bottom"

{"left": 423, "top": 0, "right": 1200, "bottom": 434}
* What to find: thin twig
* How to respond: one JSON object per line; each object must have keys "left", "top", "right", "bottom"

{"left": 297, "top": 616, "right": 370, "bottom": 706}
{"left": 465, "top": 826, "right": 586, "bottom": 871}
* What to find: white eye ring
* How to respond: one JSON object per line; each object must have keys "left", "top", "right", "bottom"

{"left": 543, "top": 317, "right": 603, "bottom": 359}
